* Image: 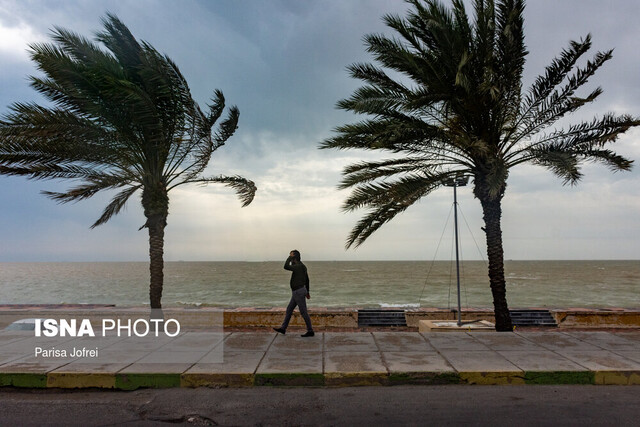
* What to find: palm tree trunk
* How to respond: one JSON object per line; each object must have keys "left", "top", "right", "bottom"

{"left": 147, "top": 214, "right": 165, "bottom": 309}
{"left": 477, "top": 189, "right": 513, "bottom": 332}
{"left": 142, "top": 183, "right": 169, "bottom": 310}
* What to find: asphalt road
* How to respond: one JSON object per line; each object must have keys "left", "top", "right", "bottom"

{"left": 0, "top": 385, "right": 638, "bottom": 426}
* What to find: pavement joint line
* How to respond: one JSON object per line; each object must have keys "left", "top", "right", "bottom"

{"left": 253, "top": 332, "right": 277, "bottom": 375}
{"left": 114, "top": 344, "right": 154, "bottom": 368}
{"left": 567, "top": 331, "right": 610, "bottom": 351}
{"left": 417, "top": 331, "right": 431, "bottom": 348}
{"left": 421, "top": 336, "right": 457, "bottom": 372}
{"left": 535, "top": 340, "right": 594, "bottom": 372}
{"left": 515, "top": 331, "right": 541, "bottom": 346}
{"left": 371, "top": 333, "right": 390, "bottom": 374}
{"left": 114, "top": 362, "right": 135, "bottom": 374}
{"left": 609, "top": 348, "right": 640, "bottom": 365}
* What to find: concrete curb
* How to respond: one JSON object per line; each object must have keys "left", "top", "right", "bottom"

{"left": 115, "top": 373, "right": 181, "bottom": 390}
{"left": 594, "top": 371, "right": 640, "bottom": 385}
{"left": 458, "top": 371, "right": 525, "bottom": 385}
{"left": 254, "top": 373, "right": 325, "bottom": 387}
{"left": 181, "top": 373, "right": 253, "bottom": 388}
{"left": 47, "top": 372, "right": 116, "bottom": 389}
{"left": 2, "top": 370, "right": 640, "bottom": 389}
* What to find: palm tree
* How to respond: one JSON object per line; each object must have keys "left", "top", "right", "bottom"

{"left": 0, "top": 14, "right": 256, "bottom": 310}
{"left": 320, "top": 0, "right": 638, "bottom": 331}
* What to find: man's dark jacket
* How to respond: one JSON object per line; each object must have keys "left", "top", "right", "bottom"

{"left": 284, "top": 256, "right": 309, "bottom": 292}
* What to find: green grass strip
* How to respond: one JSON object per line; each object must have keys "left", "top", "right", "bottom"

{"left": 115, "top": 373, "right": 181, "bottom": 390}
{"left": 387, "top": 372, "right": 460, "bottom": 385}
{"left": 524, "top": 371, "right": 594, "bottom": 385}
{"left": 0, "top": 373, "right": 48, "bottom": 388}
{"left": 254, "top": 373, "right": 325, "bottom": 387}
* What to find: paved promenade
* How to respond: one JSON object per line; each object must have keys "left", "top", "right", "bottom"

{"left": 1, "top": 330, "right": 639, "bottom": 389}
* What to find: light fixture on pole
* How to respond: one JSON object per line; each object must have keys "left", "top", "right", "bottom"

{"left": 443, "top": 174, "right": 469, "bottom": 326}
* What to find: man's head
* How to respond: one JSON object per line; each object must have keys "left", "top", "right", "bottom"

{"left": 290, "top": 250, "right": 301, "bottom": 262}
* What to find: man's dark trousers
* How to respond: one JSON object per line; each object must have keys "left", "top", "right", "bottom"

{"left": 280, "top": 286, "right": 313, "bottom": 331}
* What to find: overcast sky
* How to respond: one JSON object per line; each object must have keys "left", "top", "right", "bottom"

{"left": 0, "top": 0, "right": 638, "bottom": 262}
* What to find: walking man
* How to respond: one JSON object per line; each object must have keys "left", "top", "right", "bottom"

{"left": 274, "top": 250, "right": 315, "bottom": 337}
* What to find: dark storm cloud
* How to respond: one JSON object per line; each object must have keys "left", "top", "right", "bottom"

{"left": 0, "top": 0, "right": 638, "bottom": 261}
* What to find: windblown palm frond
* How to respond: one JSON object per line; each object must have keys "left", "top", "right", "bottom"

{"left": 0, "top": 14, "right": 256, "bottom": 308}
{"left": 321, "top": 0, "right": 638, "bottom": 331}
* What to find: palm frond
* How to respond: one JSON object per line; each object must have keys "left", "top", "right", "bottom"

{"left": 339, "top": 157, "right": 432, "bottom": 189}
{"left": 91, "top": 185, "right": 141, "bottom": 228}
{"left": 364, "top": 33, "right": 437, "bottom": 87}
{"left": 337, "top": 85, "right": 409, "bottom": 117}
{"left": 347, "top": 63, "right": 410, "bottom": 95}
{"left": 520, "top": 37, "right": 592, "bottom": 120}
{"left": 321, "top": 116, "right": 446, "bottom": 155}
{"left": 511, "top": 114, "right": 640, "bottom": 163}
{"left": 527, "top": 147, "right": 581, "bottom": 185}
{"left": 0, "top": 162, "right": 99, "bottom": 181}
{"left": 509, "top": 45, "right": 613, "bottom": 148}
{"left": 494, "top": 0, "right": 526, "bottom": 127}
{"left": 581, "top": 148, "right": 634, "bottom": 172}
{"left": 207, "top": 89, "right": 226, "bottom": 129}
{"left": 0, "top": 13, "right": 255, "bottom": 230}
{"left": 213, "top": 105, "right": 239, "bottom": 149}
{"left": 344, "top": 171, "right": 454, "bottom": 248}
{"left": 518, "top": 114, "right": 637, "bottom": 183}
{"left": 166, "top": 102, "right": 240, "bottom": 187}
{"left": 176, "top": 175, "right": 257, "bottom": 207}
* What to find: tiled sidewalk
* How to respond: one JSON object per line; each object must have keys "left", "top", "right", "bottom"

{"left": 1, "top": 330, "right": 639, "bottom": 388}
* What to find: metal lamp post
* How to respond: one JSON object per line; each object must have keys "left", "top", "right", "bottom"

{"left": 444, "top": 175, "right": 469, "bottom": 326}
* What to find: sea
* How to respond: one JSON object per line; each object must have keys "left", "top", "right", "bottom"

{"left": 0, "top": 260, "right": 638, "bottom": 309}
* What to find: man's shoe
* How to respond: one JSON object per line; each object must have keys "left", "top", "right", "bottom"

{"left": 301, "top": 331, "right": 315, "bottom": 337}
{"left": 273, "top": 327, "right": 286, "bottom": 335}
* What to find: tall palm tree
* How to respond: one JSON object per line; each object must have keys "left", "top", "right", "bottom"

{"left": 320, "top": 0, "right": 638, "bottom": 330}
{"left": 0, "top": 14, "right": 256, "bottom": 309}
